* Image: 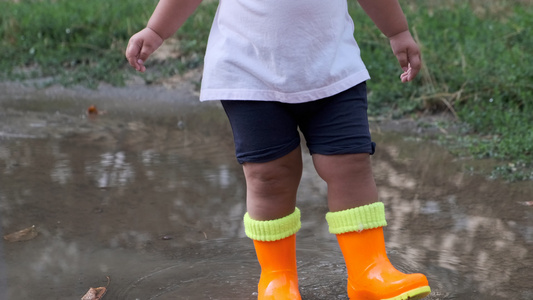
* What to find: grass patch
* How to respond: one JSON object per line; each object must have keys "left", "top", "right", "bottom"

{"left": 1, "top": 0, "right": 532, "bottom": 180}
{"left": 0, "top": 0, "right": 217, "bottom": 87}
{"left": 1, "top": 0, "right": 156, "bottom": 87}
{"left": 347, "top": 0, "right": 533, "bottom": 181}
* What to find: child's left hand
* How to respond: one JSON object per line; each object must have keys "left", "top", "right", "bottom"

{"left": 388, "top": 30, "right": 421, "bottom": 83}
{"left": 400, "top": 64, "right": 414, "bottom": 83}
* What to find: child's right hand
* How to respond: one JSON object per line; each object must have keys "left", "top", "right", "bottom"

{"left": 125, "top": 27, "right": 164, "bottom": 73}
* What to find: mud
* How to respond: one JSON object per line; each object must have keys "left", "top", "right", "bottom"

{"left": 0, "top": 81, "right": 531, "bottom": 299}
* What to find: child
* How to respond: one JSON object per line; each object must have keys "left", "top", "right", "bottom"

{"left": 126, "top": 0, "right": 430, "bottom": 299}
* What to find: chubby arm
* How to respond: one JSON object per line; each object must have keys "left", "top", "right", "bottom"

{"left": 357, "top": 0, "right": 421, "bottom": 82}
{"left": 125, "top": 0, "right": 203, "bottom": 72}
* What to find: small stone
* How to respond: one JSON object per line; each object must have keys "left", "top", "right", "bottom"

{"left": 161, "top": 235, "right": 173, "bottom": 240}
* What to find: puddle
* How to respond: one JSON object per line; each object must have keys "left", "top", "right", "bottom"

{"left": 0, "top": 83, "right": 532, "bottom": 299}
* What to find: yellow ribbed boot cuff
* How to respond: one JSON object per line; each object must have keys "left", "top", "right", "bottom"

{"left": 243, "top": 208, "right": 301, "bottom": 242}
{"left": 325, "top": 202, "right": 387, "bottom": 234}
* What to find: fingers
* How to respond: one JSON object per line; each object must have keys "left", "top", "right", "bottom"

{"left": 399, "top": 52, "right": 421, "bottom": 82}
{"left": 389, "top": 30, "right": 422, "bottom": 83}
{"left": 396, "top": 51, "right": 409, "bottom": 72}
{"left": 400, "top": 66, "right": 410, "bottom": 83}
{"left": 125, "top": 28, "right": 163, "bottom": 73}
{"left": 406, "top": 50, "right": 421, "bottom": 81}
{"left": 125, "top": 39, "right": 146, "bottom": 72}
{"left": 395, "top": 49, "right": 421, "bottom": 82}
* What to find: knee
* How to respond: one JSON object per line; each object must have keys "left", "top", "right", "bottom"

{"left": 246, "top": 147, "right": 302, "bottom": 183}
{"left": 344, "top": 153, "right": 373, "bottom": 171}
{"left": 313, "top": 153, "right": 373, "bottom": 183}
{"left": 244, "top": 161, "right": 302, "bottom": 191}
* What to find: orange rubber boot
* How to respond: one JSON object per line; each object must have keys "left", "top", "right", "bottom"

{"left": 337, "top": 227, "right": 430, "bottom": 300}
{"left": 244, "top": 208, "right": 302, "bottom": 300}
{"left": 254, "top": 235, "right": 301, "bottom": 300}
{"left": 326, "top": 203, "right": 430, "bottom": 300}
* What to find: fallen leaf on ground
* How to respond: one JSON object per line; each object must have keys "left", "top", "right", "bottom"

{"left": 87, "top": 105, "right": 98, "bottom": 115}
{"left": 3, "top": 225, "right": 38, "bottom": 242}
{"left": 87, "top": 105, "right": 106, "bottom": 117}
{"left": 81, "top": 287, "right": 106, "bottom": 300}
{"left": 81, "top": 277, "right": 110, "bottom": 300}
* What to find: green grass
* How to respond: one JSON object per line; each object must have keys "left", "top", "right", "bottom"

{"left": 1, "top": 0, "right": 532, "bottom": 180}
{"left": 0, "top": 0, "right": 215, "bottom": 87}
{"left": 347, "top": 1, "right": 533, "bottom": 180}
{"left": 0, "top": 0, "right": 157, "bottom": 87}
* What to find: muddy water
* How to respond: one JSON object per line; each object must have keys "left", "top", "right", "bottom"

{"left": 0, "top": 82, "right": 532, "bottom": 300}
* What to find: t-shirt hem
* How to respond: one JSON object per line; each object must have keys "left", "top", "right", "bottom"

{"left": 199, "top": 70, "right": 370, "bottom": 103}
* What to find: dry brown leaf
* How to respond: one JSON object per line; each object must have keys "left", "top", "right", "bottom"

{"left": 81, "top": 277, "right": 109, "bottom": 300}
{"left": 87, "top": 105, "right": 98, "bottom": 115}
{"left": 87, "top": 105, "right": 106, "bottom": 118}
{"left": 81, "top": 287, "right": 106, "bottom": 300}
{"left": 3, "top": 225, "right": 38, "bottom": 242}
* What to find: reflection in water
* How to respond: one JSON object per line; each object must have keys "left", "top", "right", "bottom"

{"left": 49, "top": 143, "right": 72, "bottom": 186}
{"left": 51, "top": 158, "right": 72, "bottom": 185}
{"left": 0, "top": 225, "right": 6, "bottom": 300}
{"left": 0, "top": 98, "right": 247, "bottom": 299}
{"left": 370, "top": 133, "right": 533, "bottom": 300}
{"left": 85, "top": 151, "right": 135, "bottom": 188}
{"left": 0, "top": 97, "right": 532, "bottom": 299}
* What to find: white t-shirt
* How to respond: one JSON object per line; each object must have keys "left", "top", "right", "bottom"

{"left": 199, "top": 0, "right": 370, "bottom": 103}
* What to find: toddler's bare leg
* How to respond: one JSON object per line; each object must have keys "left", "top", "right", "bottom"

{"left": 312, "top": 153, "right": 378, "bottom": 211}
{"left": 243, "top": 146, "right": 303, "bottom": 220}
{"left": 242, "top": 147, "right": 303, "bottom": 299}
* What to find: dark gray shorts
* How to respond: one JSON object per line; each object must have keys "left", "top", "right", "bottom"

{"left": 221, "top": 82, "right": 375, "bottom": 164}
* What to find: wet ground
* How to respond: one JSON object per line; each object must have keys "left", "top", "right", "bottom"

{"left": 0, "top": 81, "right": 532, "bottom": 300}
